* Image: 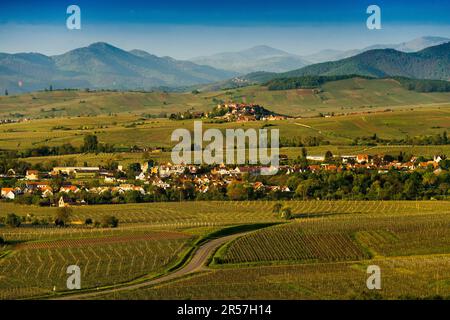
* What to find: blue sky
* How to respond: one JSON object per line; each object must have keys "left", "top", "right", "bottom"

{"left": 0, "top": 0, "right": 449, "bottom": 58}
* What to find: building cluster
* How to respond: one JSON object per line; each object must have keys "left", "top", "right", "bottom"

{"left": 207, "top": 103, "right": 288, "bottom": 122}
{"left": 0, "top": 154, "right": 446, "bottom": 205}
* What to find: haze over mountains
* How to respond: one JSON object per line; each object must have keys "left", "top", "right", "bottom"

{"left": 302, "top": 36, "right": 450, "bottom": 63}
{"left": 190, "top": 45, "right": 310, "bottom": 73}
{"left": 0, "top": 42, "right": 237, "bottom": 94}
{"left": 0, "top": 36, "right": 448, "bottom": 94}
{"left": 190, "top": 36, "right": 449, "bottom": 71}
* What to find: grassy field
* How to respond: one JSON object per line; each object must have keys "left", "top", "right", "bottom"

{"left": 1, "top": 106, "right": 449, "bottom": 154}
{"left": 1, "top": 201, "right": 450, "bottom": 299}
{"left": 1, "top": 78, "right": 450, "bottom": 119}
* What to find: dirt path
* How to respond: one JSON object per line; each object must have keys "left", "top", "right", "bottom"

{"left": 52, "top": 232, "right": 247, "bottom": 300}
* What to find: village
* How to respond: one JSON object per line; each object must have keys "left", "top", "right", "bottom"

{"left": 170, "top": 103, "right": 289, "bottom": 122}
{"left": 0, "top": 152, "right": 446, "bottom": 205}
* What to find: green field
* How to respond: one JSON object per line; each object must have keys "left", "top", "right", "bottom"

{"left": 1, "top": 201, "right": 450, "bottom": 300}
{"left": 1, "top": 106, "right": 449, "bottom": 154}
{"left": 2, "top": 78, "right": 450, "bottom": 119}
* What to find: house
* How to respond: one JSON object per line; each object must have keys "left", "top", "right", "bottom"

{"left": 1, "top": 187, "right": 16, "bottom": 199}
{"left": 307, "top": 156, "right": 325, "bottom": 162}
{"left": 434, "top": 155, "right": 446, "bottom": 163}
{"left": 308, "top": 165, "right": 321, "bottom": 172}
{"left": 253, "top": 182, "right": 265, "bottom": 191}
{"left": 135, "top": 172, "right": 147, "bottom": 181}
{"left": 58, "top": 196, "right": 75, "bottom": 207}
{"left": 356, "top": 154, "right": 370, "bottom": 164}
{"left": 74, "top": 170, "right": 98, "bottom": 179}
{"left": 59, "top": 185, "right": 80, "bottom": 193}
{"left": 25, "top": 170, "right": 40, "bottom": 180}
{"left": 41, "top": 188, "right": 54, "bottom": 198}
{"left": 52, "top": 167, "right": 100, "bottom": 175}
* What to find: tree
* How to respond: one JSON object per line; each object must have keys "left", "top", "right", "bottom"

{"left": 83, "top": 134, "right": 99, "bottom": 152}
{"left": 55, "top": 207, "right": 72, "bottom": 226}
{"left": 4, "top": 89, "right": 8, "bottom": 96}
{"left": 325, "top": 150, "right": 333, "bottom": 162}
{"left": 5, "top": 213, "right": 21, "bottom": 227}
{"left": 101, "top": 215, "right": 119, "bottom": 228}
{"left": 85, "top": 218, "right": 93, "bottom": 225}
{"left": 280, "top": 206, "right": 292, "bottom": 220}
{"left": 301, "top": 147, "right": 308, "bottom": 158}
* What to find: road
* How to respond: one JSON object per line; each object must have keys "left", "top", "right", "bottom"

{"left": 53, "top": 232, "right": 247, "bottom": 300}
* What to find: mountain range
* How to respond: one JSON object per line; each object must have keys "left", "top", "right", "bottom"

{"left": 190, "top": 45, "right": 310, "bottom": 74}
{"left": 302, "top": 36, "right": 450, "bottom": 63}
{"left": 0, "top": 42, "right": 237, "bottom": 94}
{"left": 189, "top": 36, "right": 449, "bottom": 72}
{"left": 215, "top": 41, "right": 448, "bottom": 87}
{"left": 0, "top": 37, "right": 449, "bottom": 94}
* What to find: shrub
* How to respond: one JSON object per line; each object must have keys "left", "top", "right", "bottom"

{"left": 5, "top": 213, "right": 21, "bottom": 228}
{"left": 54, "top": 207, "right": 72, "bottom": 226}
{"left": 280, "top": 206, "right": 293, "bottom": 220}
{"left": 272, "top": 202, "right": 283, "bottom": 214}
{"left": 101, "top": 215, "right": 119, "bottom": 228}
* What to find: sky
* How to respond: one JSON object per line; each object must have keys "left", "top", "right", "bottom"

{"left": 0, "top": 0, "right": 449, "bottom": 59}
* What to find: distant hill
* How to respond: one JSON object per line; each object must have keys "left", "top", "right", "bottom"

{"left": 303, "top": 36, "right": 450, "bottom": 63}
{"left": 220, "top": 42, "right": 450, "bottom": 87}
{"left": 282, "top": 42, "right": 450, "bottom": 80}
{"left": 190, "top": 45, "right": 310, "bottom": 73}
{"left": 0, "top": 42, "right": 237, "bottom": 94}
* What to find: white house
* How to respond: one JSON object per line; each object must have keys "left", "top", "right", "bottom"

{"left": 1, "top": 188, "right": 16, "bottom": 200}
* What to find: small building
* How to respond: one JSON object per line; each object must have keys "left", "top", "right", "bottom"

{"left": 25, "top": 170, "right": 40, "bottom": 180}
{"left": 1, "top": 187, "right": 16, "bottom": 200}
{"left": 356, "top": 154, "right": 370, "bottom": 164}
{"left": 59, "top": 185, "right": 80, "bottom": 193}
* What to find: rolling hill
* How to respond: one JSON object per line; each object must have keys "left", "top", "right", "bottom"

{"left": 1, "top": 77, "right": 450, "bottom": 120}
{"left": 0, "top": 42, "right": 237, "bottom": 94}
{"left": 303, "top": 36, "right": 450, "bottom": 63}
{"left": 281, "top": 42, "right": 450, "bottom": 80}
{"left": 221, "top": 42, "right": 450, "bottom": 87}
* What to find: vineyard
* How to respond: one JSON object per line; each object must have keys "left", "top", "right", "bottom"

{"left": 0, "top": 230, "right": 193, "bottom": 299}
{"left": 1, "top": 200, "right": 450, "bottom": 299}
{"left": 95, "top": 254, "right": 450, "bottom": 300}
{"left": 217, "top": 223, "right": 369, "bottom": 264}
{"left": 215, "top": 203, "right": 450, "bottom": 265}
{"left": 1, "top": 200, "right": 449, "bottom": 227}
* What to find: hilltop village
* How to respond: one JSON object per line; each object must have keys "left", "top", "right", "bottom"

{"left": 169, "top": 103, "right": 288, "bottom": 122}
{"left": 1, "top": 153, "right": 448, "bottom": 206}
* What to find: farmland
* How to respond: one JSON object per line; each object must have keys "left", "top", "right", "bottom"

{"left": 86, "top": 200, "right": 450, "bottom": 300}
{"left": 1, "top": 105, "right": 449, "bottom": 154}
{"left": 1, "top": 200, "right": 450, "bottom": 299}
{"left": 94, "top": 255, "right": 450, "bottom": 300}
{"left": 2, "top": 78, "right": 450, "bottom": 119}
{"left": 1, "top": 75, "right": 450, "bottom": 300}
